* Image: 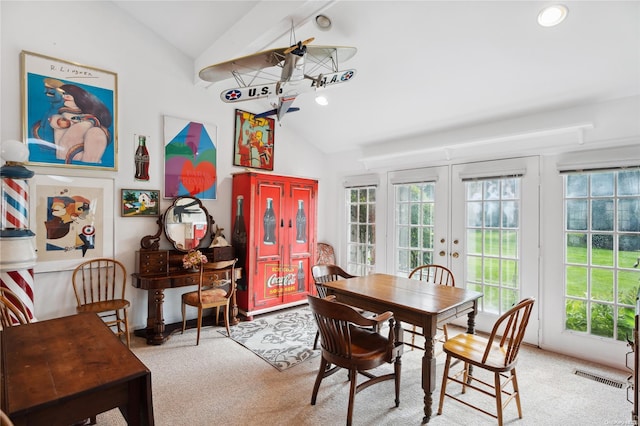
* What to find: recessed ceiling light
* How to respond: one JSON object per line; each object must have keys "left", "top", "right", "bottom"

{"left": 315, "top": 14, "right": 332, "bottom": 31}
{"left": 538, "top": 5, "right": 568, "bottom": 27}
{"left": 315, "top": 95, "right": 328, "bottom": 106}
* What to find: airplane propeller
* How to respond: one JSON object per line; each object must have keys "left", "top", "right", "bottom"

{"left": 284, "top": 37, "right": 315, "bottom": 55}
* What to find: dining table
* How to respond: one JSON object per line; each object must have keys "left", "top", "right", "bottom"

{"left": 322, "top": 273, "right": 483, "bottom": 424}
{"left": 1, "top": 312, "right": 155, "bottom": 425}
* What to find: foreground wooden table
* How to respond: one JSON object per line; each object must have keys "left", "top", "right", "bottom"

{"left": 1, "top": 313, "right": 154, "bottom": 426}
{"left": 322, "top": 273, "right": 482, "bottom": 424}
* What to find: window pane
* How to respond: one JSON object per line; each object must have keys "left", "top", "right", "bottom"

{"left": 467, "top": 229, "right": 482, "bottom": 255}
{"left": 618, "top": 170, "right": 640, "bottom": 196}
{"left": 566, "top": 200, "right": 588, "bottom": 230}
{"left": 619, "top": 235, "right": 640, "bottom": 268}
{"left": 591, "top": 173, "right": 614, "bottom": 197}
{"left": 590, "top": 268, "right": 613, "bottom": 302}
{"left": 566, "top": 233, "right": 587, "bottom": 264}
{"left": 567, "top": 174, "right": 588, "bottom": 197}
{"left": 566, "top": 299, "right": 587, "bottom": 332}
{"left": 566, "top": 266, "right": 587, "bottom": 298}
{"left": 591, "top": 303, "right": 614, "bottom": 338}
{"left": 618, "top": 198, "right": 640, "bottom": 232}
{"left": 591, "top": 199, "right": 613, "bottom": 231}
{"left": 467, "top": 202, "right": 483, "bottom": 227}
{"left": 502, "top": 201, "right": 519, "bottom": 228}
{"left": 591, "top": 234, "right": 613, "bottom": 266}
{"left": 484, "top": 201, "right": 500, "bottom": 227}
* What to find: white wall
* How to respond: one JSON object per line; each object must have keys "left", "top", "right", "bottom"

{"left": 0, "top": 1, "right": 329, "bottom": 328}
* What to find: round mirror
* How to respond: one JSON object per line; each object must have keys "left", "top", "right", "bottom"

{"left": 163, "top": 197, "right": 209, "bottom": 252}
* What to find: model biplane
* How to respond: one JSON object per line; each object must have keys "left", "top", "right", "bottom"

{"left": 198, "top": 36, "right": 357, "bottom": 121}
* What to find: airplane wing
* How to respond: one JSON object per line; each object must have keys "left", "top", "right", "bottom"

{"left": 199, "top": 46, "right": 357, "bottom": 86}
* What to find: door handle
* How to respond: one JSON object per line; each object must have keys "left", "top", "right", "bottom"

{"left": 452, "top": 252, "right": 459, "bottom": 258}
{"left": 439, "top": 250, "right": 446, "bottom": 257}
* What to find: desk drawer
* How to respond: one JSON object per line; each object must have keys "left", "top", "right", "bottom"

{"left": 173, "top": 271, "right": 232, "bottom": 287}
{"left": 137, "top": 250, "right": 169, "bottom": 274}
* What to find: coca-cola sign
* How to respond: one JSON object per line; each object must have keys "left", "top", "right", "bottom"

{"left": 263, "top": 264, "right": 298, "bottom": 297}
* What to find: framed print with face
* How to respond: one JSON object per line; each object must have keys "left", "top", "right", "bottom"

{"left": 29, "top": 175, "right": 114, "bottom": 273}
{"left": 21, "top": 51, "right": 118, "bottom": 170}
{"left": 233, "top": 109, "right": 274, "bottom": 171}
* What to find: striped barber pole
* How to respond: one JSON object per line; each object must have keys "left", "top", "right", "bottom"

{"left": 1, "top": 177, "right": 29, "bottom": 230}
{"left": 1, "top": 269, "right": 36, "bottom": 321}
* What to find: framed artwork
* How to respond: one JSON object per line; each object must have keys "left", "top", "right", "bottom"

{"left": 21, "top": 51, "right": 118, "bottom": 170}
{"left": 29, "top": 175, "right": 114, "bottom": 273}
{"left": 164, "top": 116, "right": 217, "bottom": 200}
{"left": 233, "top": 109, "right": 275, "bottom": 171}
{"left": 120, "top": 189, "right": 160, "bottom": 217}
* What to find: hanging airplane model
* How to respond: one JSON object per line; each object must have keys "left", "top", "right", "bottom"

{"left": 198, "top": 36, "right": 357, "bottom": 122}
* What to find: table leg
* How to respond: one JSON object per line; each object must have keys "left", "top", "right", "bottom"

{"left": 422, "top": 317, "right": 437, "bottom": 424}
{"left": 466, "top": 309, "right": 477, "bottom": 379}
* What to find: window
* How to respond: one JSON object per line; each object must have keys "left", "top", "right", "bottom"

{"left": 564, "top": 169, "right": 640, "bottom": 341}
{"left": 394, "top": 182, "right": 436, "bottom": 276}
{"left": 346, "top": 186, "right": 376, "bottom": 275}
{"left": 464, "top": 178, "right": 521, "bottom": 315}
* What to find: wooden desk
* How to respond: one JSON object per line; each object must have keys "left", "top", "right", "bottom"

{"left": 132, "top": 266, "right": 241, "bottom": 345}
{"left": 322, "top": 273, "right": 482, "bottom": 424}
{"left": 1, "top": 313, "right": 154, "bottom": 426}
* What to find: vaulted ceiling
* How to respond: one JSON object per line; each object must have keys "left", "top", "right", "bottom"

{"left": 112, "top": 1, "right": 640, "bottom": 155}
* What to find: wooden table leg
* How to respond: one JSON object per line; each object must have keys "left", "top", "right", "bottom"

{"left": 466, "top": 308, "right": 477, "bottom": 379}
{"left": 422, "top": 317, "right": 437, "bottom": 424}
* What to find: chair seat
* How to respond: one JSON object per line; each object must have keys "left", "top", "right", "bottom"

{"left": 182, "top": 288, "right": 227, "bottom": 306}
{"left": 443, "top": 333, "right": 512, "bottom": 371}
{"left": 76, "top": 299, "right": 130, "bottom": 314}
{"left": 350, "top": 327, "right": 391, "bottom": 359}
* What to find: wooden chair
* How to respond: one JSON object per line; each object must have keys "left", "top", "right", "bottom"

{"left": 307, "top": 295, "right": 403, "bottom": 426}
{"left": 0, "top": 287, "right": 31, "bottom": 328}
{"left": 437, "top": 297, "right": 536, "bottom": 426}
{"left": 181, "top": 259, "right": 237, "bottom": 345}
{"left": 405, "top": 264, "right": 455, "bottom": 350}
{"left": 311, "top": 264, "right": 360, "bottom": 349}
{"left": 0, "top": 408, "right": 15, "bottom": 426}
{"left": 72, "top": 258, "right": 131, "bottom": 348}
{"left": 317, "top": 242, "right": 336, "bottom": 265}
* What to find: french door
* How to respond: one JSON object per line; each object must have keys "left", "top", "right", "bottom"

{"left": 388, "top": 157, "right": 540, "bottom": 343}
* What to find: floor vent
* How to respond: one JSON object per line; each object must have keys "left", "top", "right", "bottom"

{"left": 573, "top": 369, "right": 626, "bottom": 389}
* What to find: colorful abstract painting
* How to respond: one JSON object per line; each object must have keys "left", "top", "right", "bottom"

{"left": 233, "top": 109, "right": 275, "bottom": 171}
{"left": 164, "top": 116, "right": 217, "bottom": 199}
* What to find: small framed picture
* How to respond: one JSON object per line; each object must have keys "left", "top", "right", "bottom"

{"left": 233, "top": 109, "right": 274, "bottom": 171}
{"left": 120, "top": 189, "right": 160, "bottom": 217}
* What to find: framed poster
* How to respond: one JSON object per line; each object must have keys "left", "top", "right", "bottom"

{"left": 21, "top": 51, "right": 117, "bottom": 170}
{"left": 164, "top": 116, "right": 217, "bottom": 199}
{"left": 233, "top": 109, "right": 275, "bottom": 171}
{"left": 120, "top": 189, "right": 160, "bottom": 217}
{"left": 29, "top": 175, "right": 114, "bottom": 273}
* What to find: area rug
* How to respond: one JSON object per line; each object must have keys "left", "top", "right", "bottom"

{"left": 219, "top": 306, "right": 320, "bottom": 371}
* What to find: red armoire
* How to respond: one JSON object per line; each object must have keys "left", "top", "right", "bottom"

{"left": 231, "top": 171, "right": 317, "bottom": 319}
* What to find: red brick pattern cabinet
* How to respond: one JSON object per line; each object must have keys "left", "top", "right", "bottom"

{"left": 231, "top": 172, "right": 317, "bottom": 319}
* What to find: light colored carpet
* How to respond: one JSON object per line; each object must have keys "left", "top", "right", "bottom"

{"left": 97, "top": 307, "right": 633, "bottom": 425}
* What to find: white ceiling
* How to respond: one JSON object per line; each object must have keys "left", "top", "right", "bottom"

{"left": 112, "top": 1, "right": 640, "bottom": 155}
